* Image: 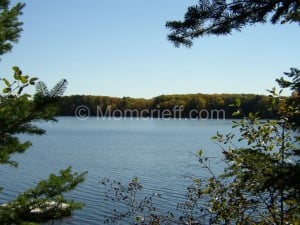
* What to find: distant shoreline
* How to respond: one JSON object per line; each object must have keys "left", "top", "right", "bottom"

{"left": 57, "top": 93, "right": 288, "bottom": 119}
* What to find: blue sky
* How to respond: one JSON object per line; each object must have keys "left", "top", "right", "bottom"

{"left": 1, "top": 0, "right": 300, "bottom": 98}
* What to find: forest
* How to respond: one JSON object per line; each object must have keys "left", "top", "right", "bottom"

{"left": 58, "top": 93, "right": 283, "bottom": 119}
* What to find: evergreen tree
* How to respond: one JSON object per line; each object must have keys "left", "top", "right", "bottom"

{"left": 0, "top": 1, "right": 86, "bottom": 224}
{"left": 166, "top": 0, "right": 300, "bottom": 47}
{"left": 0, "top": 0, "right": 24, "bottom": 56}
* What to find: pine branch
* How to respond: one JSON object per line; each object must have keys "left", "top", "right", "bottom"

{"left": 166, "top": 0, "right": 300, "bottom": 47}
{"left": 35, "top": 81, "right": 49, "bottom": 96}
{"left": 49, "top": 79, "right": 68, "bottom": 97}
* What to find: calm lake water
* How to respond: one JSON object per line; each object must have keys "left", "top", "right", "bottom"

{"left": 0, "top": 117, "right": 234, "bottom": 224}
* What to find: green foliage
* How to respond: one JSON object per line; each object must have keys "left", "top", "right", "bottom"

{"left": 35, "top": 81, "right": 49, "bottom": 96}
{"left": 0, "top": 167, "right": 87, "bottom": 224}
{"left": 166, "top": 0, "right": 300, "bottom": 47}
{"left": 101, "top": 70, "right": 300, "bottom": 225}
{"left": 58, "top": 93, "right": 276, "bottom": 119}
{"left": 0, "top": 0, "right": 25, "bottom": 56}
{"left": 276, "top": 68, "right": 300, "bottom": 94}
{"left": 0, "top": 68, "right": 86, "bottom": 224}
{"left": 183, "top": 82, "right": 300, "bottom": 224}
{"left": 0, "top": 67, "right": 58, "bottom": 167}
{"left": 48, "top": 79, "right": 68, "bottom": 98}
{"left": 276, "top": 68, "right": 300, "bottom": 127}
{"left": 204, "top": 113, "right": 300, "bottom": 224}
{"left": 0, "top": 4, "right": 86, "bottom": 223}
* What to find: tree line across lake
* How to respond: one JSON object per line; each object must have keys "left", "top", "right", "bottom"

{"left": 58, "top": 93, "right": 283, "bottom": 119}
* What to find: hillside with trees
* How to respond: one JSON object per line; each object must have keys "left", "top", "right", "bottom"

{"left": 58, "top": 93, "right": 278, "bottom": 119}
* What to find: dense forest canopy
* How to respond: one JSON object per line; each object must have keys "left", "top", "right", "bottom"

{"left": 58, "top": 93, "right": 281, "bottom": 119}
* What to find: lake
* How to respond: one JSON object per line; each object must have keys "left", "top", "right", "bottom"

{"left": 0, "top": 117, "right": 233, "bottom": 224}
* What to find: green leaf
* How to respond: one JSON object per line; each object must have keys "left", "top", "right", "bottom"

{"left": 29, "top": 77, "right": 38, "bottom": 85}
{"left": 14, "top": 73, "right": 21, "bottom": 81}
{"left": 235, "top": 98, "right": 241, "bottom": 107}
{"left": 2, "top": 78, "right": 10, "bottom": 87}
{"left": 12, "top": 66, "right": 22, "bottom": 75}
{"left": 134, "top": 216, "right": 142, "bottom": 222}
{"left": 193, "top": 178, "right": 200, "bottom": 185}
{"left": 12, "top": 66, "right": 19, "bottom": 72}
{"left": 3, "top": 87, "right": 11, "bottom": 93}
{"left": 198, "top": 149, "right": 203, "bottom": 156}
{"left": 232, "top": 110, "right": 240, "bottom": 116}
{"left": 20, "top": 75, "right": 29, "bottom": 84}
{"left": 132, "top": 177, "right": 138, "bottom": 183}
{"left": 248, "top": 112, "right": 255, "bottom": 119}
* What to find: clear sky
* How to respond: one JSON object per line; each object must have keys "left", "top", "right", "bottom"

{"left": 1, "top": 0, "right": 300, "bottom": 98}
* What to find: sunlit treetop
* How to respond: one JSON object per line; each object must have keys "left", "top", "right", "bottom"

{"left": 166, "top": 0, "right": 300, "bottom": 47}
